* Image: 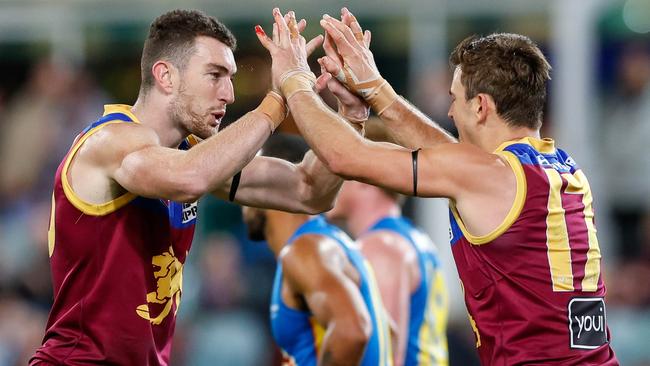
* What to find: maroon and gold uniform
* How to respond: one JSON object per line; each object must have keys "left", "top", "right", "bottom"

{"left": 449, "top": 137, "right": 618, "bottom": 365}
{"left": 31, "top": 105, "right": 198, "bottom": 366}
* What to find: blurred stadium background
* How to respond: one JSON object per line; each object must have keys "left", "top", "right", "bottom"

{"left": 0, "top": 0, "right": 648, "bottom": 365}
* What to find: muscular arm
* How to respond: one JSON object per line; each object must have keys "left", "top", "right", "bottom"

{"left": 378, "top": 97, "right": 456, "bottom": 148}
{"left": 213, "top": 93, "right": 365, "bottom": 213}
{"left": 287, "top": 90, "right": 509, "bottom": 199}
{"left": 286, "top": 92, "right": 518, "bottom": 238}
{"left": 105, "top": 108, "right": 277, "bottom": 202}
{"left": 213, "top": 150, "right": 342, "bottom": 214}
{"left": 358, "top": 232, "right": 419, "bottom": 366}
{"left": 282, "top": 235, "right": 372, "bottom": 366}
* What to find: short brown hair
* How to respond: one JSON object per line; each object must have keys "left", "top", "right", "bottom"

{"left": 140, "top": 9, "right": 237, "bottom": 91}
{"left": 449, "top": 33, "right": 551, "bottom": 129}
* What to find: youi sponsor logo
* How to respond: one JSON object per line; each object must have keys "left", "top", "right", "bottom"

{"left": 568, "top": 298, "right": 608, "bottom": 349}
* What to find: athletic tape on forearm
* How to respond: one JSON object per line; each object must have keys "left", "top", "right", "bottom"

{"left": 255, "top": 91, "right": 287, "bottom": 132}
{"left": 366, "top": 80, "right": 399, "bottom": 116}
{"left": 280, "top": 70, "right": 317, "bottom": 101}
{"left": 334, "top": 68, "right": 398, "bottom": 116}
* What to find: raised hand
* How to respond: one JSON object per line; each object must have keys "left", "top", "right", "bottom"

{"left": 255, "top": 8, "right": 321, "bottom": 100}
{"left": 287, "top": 13, "right": 324, "bottom": 57}
{"left": 315, "top": 57, "right": 369, "bottom": 126}
{"left": 320, "top": 8, "right": 397, "bottom": 115}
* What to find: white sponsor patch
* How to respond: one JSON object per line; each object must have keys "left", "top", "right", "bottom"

{"left": 181, "top": 202, "right": 198, "bottom": 223}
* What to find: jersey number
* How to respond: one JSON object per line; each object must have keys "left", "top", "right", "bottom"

{"left": 544, "top": 169, "right": 601, "bottom": 292}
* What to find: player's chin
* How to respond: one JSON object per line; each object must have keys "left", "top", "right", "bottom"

{"left": 194, "top": 126, "right": 218, "bottom": 140}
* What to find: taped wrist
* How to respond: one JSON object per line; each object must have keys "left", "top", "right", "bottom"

{"left": 365, "top": 80, "right": 398, "bottom": 116}
{"left": 280, "top": 70, "right": 317, "bottom": 101}
{"left": 334, "top": 67, "right": 398, "bottom": 116}
{"left": 255, "top": 91, "right": 287, "bottom": 132}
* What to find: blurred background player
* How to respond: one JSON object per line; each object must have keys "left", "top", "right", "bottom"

{"left": 0, "top": 1, "right": 647, "bottom": 365}
{"left": 243, "top": 133, "right": 392, "bottom": 366}
{"left": 30, "top": 9, "right": 341, "bottom": 366}
{"left": 328, "top": 180, "right": 449, "bottom": 366}
{"left": 260, "top": 7, "right": 619, "bottom": 365}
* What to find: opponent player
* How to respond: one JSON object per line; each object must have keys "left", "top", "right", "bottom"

{"left": 31, "top": 9, "right": 339, "bottom": 366}
{"left": 328, "top": 181, "right": 448, "bottom": 366}
{"left": 258, "top": 8, "right": 619, "bottom": 365}
{"left": 243, "top": 133, "right": 392, "bottom": 366}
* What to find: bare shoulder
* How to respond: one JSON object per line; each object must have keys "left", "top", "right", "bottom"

{"left": 419, "top": 141, "right": 514, "bottom": 199}
{"left": 279, "top": 234, "right": 347, "bottom": 289}
{"left": 358, "top": 230, "right": 416, "bottom": 265}
{"left": 76, "top": 122, "right": 161, "bottom": 169}
{"left": 280, "top": 234, "right": 346, "bottom": 271}
{"left": 450, "top": 143, "right": 520, "bottom": 237}
{"left": 425, "top": 142, "right": 510, "bottom": 173}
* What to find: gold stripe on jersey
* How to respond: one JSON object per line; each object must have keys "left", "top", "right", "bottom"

{"left": 187, "top": 134, "right": 200, "bottom": 147}
{"left": 61, "top": 121, "right": 137, "bottom": 216}
{"left": 309, "top": 317, "right": 325, "bottom": 358}
{"left": 419, "top": 297, "right": 433, "bottom": 366}
{"left": 544, "top": 169, "right": 574, "bottom": 291}
{"left": 48, "top": 193, "right": 56, "bottom": 257}
{"left": 449, "top": 151, "right": 527, "bottom": 245}
{"left": 104, "top": 104, "right": 141, "bottom": 121}
{"left": 363, "top": 260, "right": 393, "bottom": 366}
{"left": 417, "top": 270, "right": 449, "bottom": 366}
{"left": 574, "top": 170, "right": 601, "bottom": 292}
{"left": 459, "top": 281, "right": 481, "bottom": 348}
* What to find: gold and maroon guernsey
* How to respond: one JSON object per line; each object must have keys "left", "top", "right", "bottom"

{"left": 449, "top": 137, "right": 618, "bottom": 365}
{"left": 31, "top": 105, "right": 199, "bottom": 366}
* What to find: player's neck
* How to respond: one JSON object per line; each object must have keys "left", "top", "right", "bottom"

{"left": 266, "top": 211, "right": 311, "bottom": 256}
{"left": 481, "top": 120, "right": 540, "bottom": 152}
{"left": 131, "top": 95, "right": 188, "bottom": 148}
{"left": 348, "top": 202, "right": 400, "bottom": 238}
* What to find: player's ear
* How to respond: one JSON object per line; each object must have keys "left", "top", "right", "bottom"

{"left": 151, "top": 60, "right": 176, "bottom": 94}
{"left": 475, "top": 93, "right": 493, "bottom": 124}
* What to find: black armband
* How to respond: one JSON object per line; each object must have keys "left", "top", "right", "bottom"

{"left": 412, "top": 149, "right": 421, "bottom": 197}
{"left": 228, "top": 171, "right": 242, "bottom": 202}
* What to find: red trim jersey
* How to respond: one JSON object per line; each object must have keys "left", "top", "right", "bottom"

{"left": 449, "top": 137, "right": 618, "bottom": 365}
{"left": 31, "top": 105, "right": 199, "bottom": 366}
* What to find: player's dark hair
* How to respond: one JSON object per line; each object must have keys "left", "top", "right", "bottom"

{"left": 140, "top": 9, "right": 236, "bottom": 92}
{"left": 261, "top": 133, "right": 310, "bottom": 164}
{"left": 450, "top": 33, "right": 551, "bottom": 129}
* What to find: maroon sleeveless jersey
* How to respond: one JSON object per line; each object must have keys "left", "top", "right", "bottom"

{"left": 449, "top": 137, "right": 618, "bottom": 365}
{"left": 30, "top": 105, "right": 199, "bottom": 365}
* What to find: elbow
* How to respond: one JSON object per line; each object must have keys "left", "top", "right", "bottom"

{"left": 174, "top": 182, "right": 205, "bottom": 203}
{"left": 323, "top": 151, "right": 354, "bottom": 179}
{"left": 329, "top": 321, "right": 372, "bottom": 363}
{"left": 298, "top": 185, "right": 336, "bottom": 214}
{"left": 322, "top": 139, "right": 367, "bottom": 180}
{"left": 302, "top": 200, "right": 334, "bottom": 215}
{"left": 337, "top": 315, "right": 372, "bottom": 351}
{"left": 295, "top": 172, "right": 337, "bottom": 215}
{"left": 174, "top": 169, "right": 209, "bottom": 203}
{"left": 344, "top": 323, "right": 371, "bottom": 350}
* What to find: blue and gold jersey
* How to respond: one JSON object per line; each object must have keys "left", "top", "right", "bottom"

{"left": 270, "top": 216, "right": 392, "bottom": 366}
{"left": 368, "top": 217, "right": 449, "bottom": 366}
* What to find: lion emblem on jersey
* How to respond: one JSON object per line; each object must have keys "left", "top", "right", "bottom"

{"left": 136, "top": 246, "right": 184, "bottom": 325}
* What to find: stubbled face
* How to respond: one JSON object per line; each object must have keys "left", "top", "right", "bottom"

{"left": 242, "top": 206, "right": 267, "bottom": 242}
{"left": 169, "top": 36, "right": 236, "bottom": 139}
{"left": 447, "top": 67, "right": 477, "bottom": 144}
